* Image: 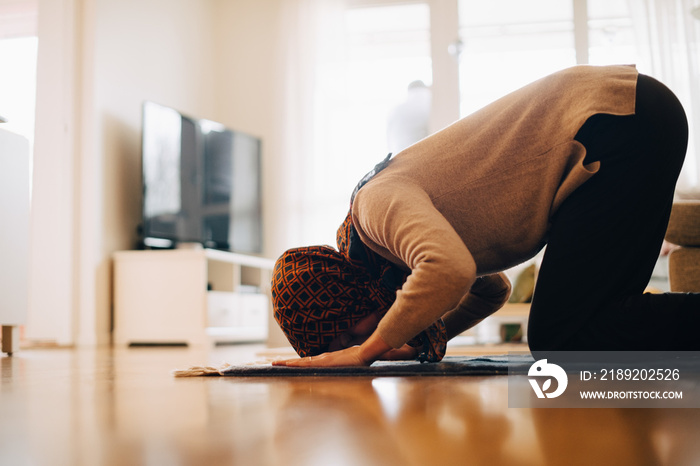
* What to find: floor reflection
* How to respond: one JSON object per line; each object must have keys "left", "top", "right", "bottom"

{"left": 2, "top": 346, "right": 700, "bottom": 466}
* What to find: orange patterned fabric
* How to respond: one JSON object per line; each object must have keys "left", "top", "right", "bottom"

{"left": 271, "top": 210, "right": 448, "bottom": 362}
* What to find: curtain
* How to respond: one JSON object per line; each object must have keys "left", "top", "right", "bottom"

{"left": 630, "top": 0, "right": 700, "bottom": 192}
{"left": 269, "top": 0, "right": 349, "bottom": 257}
{"left": 271, "top": 0, "right": 432, "bottom": 254}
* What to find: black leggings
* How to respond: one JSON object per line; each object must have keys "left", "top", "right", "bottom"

{"left": 527, "top": 74, "right": 700, "bottom": 351}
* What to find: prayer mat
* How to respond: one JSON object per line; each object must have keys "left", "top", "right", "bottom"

{"left": 172, "top": 354, "right": 535, "bottom": 377}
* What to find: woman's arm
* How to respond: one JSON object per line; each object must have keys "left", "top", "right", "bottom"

{"left": 323, "top": 273, "right": 511, "bottom": 352}
{"left": 274, "top": 180, "right": 478, "bottom": 367}
{"left": 272, "top": 331, "right": 393, "bottom": 367}
{"left": 443, "top": 272, "right": 512, "bottom": 340}
{"left": 353, "top": 180, "right": 477, "bottom": 351}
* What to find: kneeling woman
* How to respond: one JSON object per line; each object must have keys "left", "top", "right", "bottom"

{"left": 271, "top": 65, "right": 700, "bottom": 367}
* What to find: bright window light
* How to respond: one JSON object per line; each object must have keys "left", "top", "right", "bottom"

{"left": 0, "top": 36, "right": 38, "bottom": 144}
{"left": 308, "top": 2, "right": 433, "bottom": 245}
{"left": 587, "top": 0, "right": 638, "bottom": 67}
{"left": 458, "top": 0, "right": 576, "bottom": 117}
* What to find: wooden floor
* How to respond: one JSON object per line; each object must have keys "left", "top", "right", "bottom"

{"left": 2, "top": 344, "right": 700, "bottom": 466}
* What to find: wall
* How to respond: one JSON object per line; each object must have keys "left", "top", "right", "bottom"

{"left": 31, "top": 0, "right": 274, "bottom": 345}
{"left": 94, "top": 0, "right": 218, "bottom": 254}
{"left": 210, "top": 0, "right": 284, "bottom": 258}
{"left": 28, "top": 0, "right": 292, "bottom": 346}
{"left": 29, "top": 0, "right": 293, "bottom": 346}
{"left": 28, "top": 0, "right": 81, "bottom": 344}
{"left": 87, "top": 0, "right": 221, "bottom": 344}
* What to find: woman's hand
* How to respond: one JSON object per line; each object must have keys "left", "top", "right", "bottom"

{"left": 272, "top": 331, "right": 394, "bottom": 368}
{"left": 272, "top": 345, "right": 368, "bottom": 367}
{"left": 271, "top": 342, "right": 419, "bottom": 368}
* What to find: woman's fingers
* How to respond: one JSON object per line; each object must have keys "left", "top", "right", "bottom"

{"left": 272, "top": 355, "right": 322, "bottom": 367}
{"left": 271, "top": 347, "right": 368, "bottom": 367}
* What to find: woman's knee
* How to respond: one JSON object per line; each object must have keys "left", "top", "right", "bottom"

{"left": 526, "top": 319, "right": 567, "bottom": 351}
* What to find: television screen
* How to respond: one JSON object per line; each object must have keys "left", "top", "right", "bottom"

{"left": 140, "top": 101, "right": 262, "bottom": 254}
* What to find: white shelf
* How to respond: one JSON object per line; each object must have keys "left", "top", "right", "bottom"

{"left": 205, "top": 248, "right": 275, "bottom": 269}
{"left": 113, "top": 249, "right": 274, "bottom": 347}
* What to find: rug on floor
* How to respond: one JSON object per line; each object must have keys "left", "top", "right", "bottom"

{"left": 173, "top": 354, "right": 535, "bottom": 377}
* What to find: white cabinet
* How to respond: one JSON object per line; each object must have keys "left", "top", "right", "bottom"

{"left": 0, "top": 128, "right": 30, "bottom": 356}
{"left": 113, "top": 249, "right": 275, "bottom": 346}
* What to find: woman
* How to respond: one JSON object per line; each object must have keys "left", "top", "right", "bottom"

{"left": 271, "top": 65, "right": 700, "bottom": 368}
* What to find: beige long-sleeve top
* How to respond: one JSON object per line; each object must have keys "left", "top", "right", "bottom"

{"left": 352, "top": 65, "right": 638, "bottom": 348}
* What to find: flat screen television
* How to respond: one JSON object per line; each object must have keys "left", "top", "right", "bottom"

{"left": 140, "top": 101, "right": 262, "bottom": 254}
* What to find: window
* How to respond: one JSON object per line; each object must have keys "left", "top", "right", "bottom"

{"left": 457, "top": 0, "right": 637, "bottom": 117}
{"left": 0, "top": 36, "right": 38, "bottom": 143}
{"left": 320, "top": 0, "right": 638, "bottom": 170}
{"left": 317, "top": 2, "right": 432, "bottom": 178}
{"left": 0, "top": 0, "right": 39, "bottom": 151}
{"left": 306, "top": 0, "right": 639, "bottom": 245}
{"left": 304, "top": 1, "right": 433, "bottom": 245}
{"left": 587, "top": 0, "right": 638, "bottom": 66}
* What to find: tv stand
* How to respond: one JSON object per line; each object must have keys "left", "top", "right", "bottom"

{"left": 113, "top": 249, "right": 275, "bottom": 346}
